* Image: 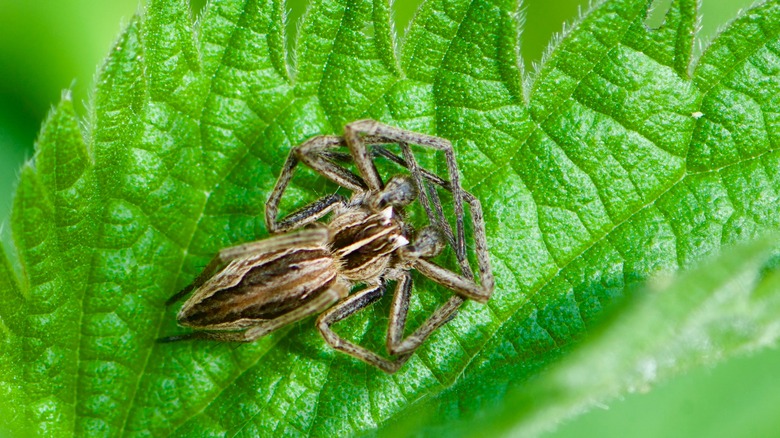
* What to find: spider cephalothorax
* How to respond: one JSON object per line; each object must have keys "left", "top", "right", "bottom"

{"left": 161, "top": 120, "right": 493, "bottom": 373}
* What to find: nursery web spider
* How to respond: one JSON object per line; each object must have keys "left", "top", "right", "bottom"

{"left": 160, "top": 120, "right": 494, "bottom": 373}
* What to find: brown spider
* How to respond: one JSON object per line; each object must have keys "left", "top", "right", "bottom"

{"left": 160, "top": 120, "right": 494, "bottom": 373}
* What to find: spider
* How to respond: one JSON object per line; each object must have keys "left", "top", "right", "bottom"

{"left": 161, "top": 120, "right": 494, "bottom": 373}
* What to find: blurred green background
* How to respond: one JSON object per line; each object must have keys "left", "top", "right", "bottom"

{"left": 0, "top": 0, "right": 773, "bottom": 436}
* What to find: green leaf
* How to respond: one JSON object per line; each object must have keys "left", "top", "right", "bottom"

{"left": 0, "top": 243, "right": 26, "bottom": 437}
{"left": 4, "top": 0, "right": 780, "bottom": 436}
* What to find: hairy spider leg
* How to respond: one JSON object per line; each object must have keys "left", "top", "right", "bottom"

{"left": 385, "top": 271, "right": 462, "bottom": 355}
{"left": 317, "top": 271, "right": 465, "bottom": 370}
{"left": 344, "top": 120, "right": 467, "bottom": 267}
{"left": 317, "top": 282, "right": 413, "bottom": 373}
{"left": 372, "top": 146, "right": 494, "bottom": 295}
{"left": 265, "top": 135, "right": 360, "bottom": 234}
{"left": 264, "top": 132, "right": 429, "bottom": 233}
{"left": 399, "top": 141, "right": 468, "bottom": 273}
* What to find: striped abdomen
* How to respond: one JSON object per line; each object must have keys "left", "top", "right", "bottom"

{"left": 178, "top": 246, "right": 337, "bottom": 329}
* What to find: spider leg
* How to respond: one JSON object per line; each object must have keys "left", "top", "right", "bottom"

{"left": 161, "top": 281, "right": 346, "bottom": 342}
{"left": 298, "top": 127, "right": 464, "bottom": 276}
{"left": 268, "top": 193, "right": 347, "bottom": 234}
{"left": 372, "top": 146, "right": 493, "bottom": 292}
{"left": 344, "top": 120, "right": 467, "bottom": 265}
{"left": 265, "top": 135, "right": 365, "bottom": 234}
{"left": 362, "top": 146, "right": 457, "bottom": 262}
{"left": 460, "top": 190, "right": 494, "bottom": 292}
{"left": 294, "top": 135, "right": 367, "bottom": 191}
{"left": 398, "top": 142, "right": 471, "bottom": 277}
{"left": 343, "top": 122, "right": 385, "bottom": 191}
{"left": 414, "top": 258, "right": 492, "bottom": 303}
{"left": 386, "top": 271, "right": 464, "bottom": 355}
{"left": 317, "top": 283, "right": 413, "bottom": 374}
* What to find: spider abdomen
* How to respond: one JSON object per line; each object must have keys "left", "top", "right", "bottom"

{"left": 178, "top": 244, "right": 338, "bottom": 330}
